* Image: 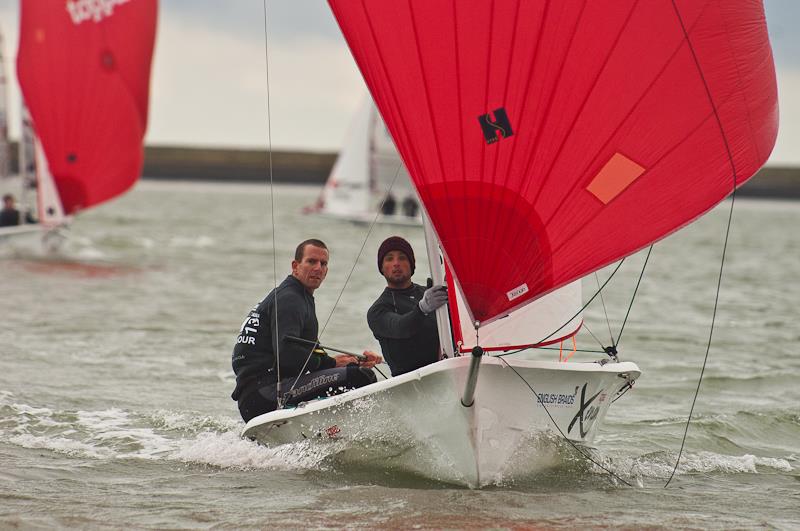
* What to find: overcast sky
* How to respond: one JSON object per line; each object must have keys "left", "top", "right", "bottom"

{"left": 1, "top": 0, "right": 798, "bottom": 165}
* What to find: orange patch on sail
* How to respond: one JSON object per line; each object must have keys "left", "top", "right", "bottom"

{"left": 587, "top": 153, "right": 645, "bottom": 204}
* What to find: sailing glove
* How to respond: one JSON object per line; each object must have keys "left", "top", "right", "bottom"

{"left": 419, "top": 285, "right": 448, "bottom": 314}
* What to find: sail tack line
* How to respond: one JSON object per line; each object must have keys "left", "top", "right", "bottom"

{"left": 662, "top": 0, "right": 744, "bottom": 488}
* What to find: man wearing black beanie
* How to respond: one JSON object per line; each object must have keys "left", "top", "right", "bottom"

{"left": 367, "top": 236, "right": 448, "bottom": 376}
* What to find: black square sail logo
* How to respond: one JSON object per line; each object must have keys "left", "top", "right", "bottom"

{"left": 478, "top": 107, "right": 514, "bottom": 144}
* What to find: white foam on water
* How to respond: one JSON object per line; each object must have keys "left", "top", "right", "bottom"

{"left": 605, "top": 450, "right": 794, "bottom": 482}
{"left": 6, "top": 393, "right": 793, "bottom": 482}
{"left": 147, "top": 409, "right": 240, "bottom": 433}
{"left": 74, "top": 408, "right": 176, "bottom": 459}
{"left": 72, "top": 246, "right": 108, "bottom": 260}
{"left": 675, "top": 451, "right": 793, "bottom": 473}
{"left": 8, "top": 433, "right": 115, "bottom": 458}
{"left": 2, "top": 396, "right": 339, "bottom": 472}
{"left": 171, "top": 431, "right": 338, "bottom": 471}
{"left": 169, "top": 235, "right": 215, "bottom": 248}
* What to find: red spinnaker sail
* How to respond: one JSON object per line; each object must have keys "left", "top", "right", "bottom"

{"left": 17, "top": 0, "right": 158, "bottom": 215}
{"left": 329, "top": 0, "right": 778, "bottom": 325}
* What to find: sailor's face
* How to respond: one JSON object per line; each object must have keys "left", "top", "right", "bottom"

{"left": 292, "top": 245, "right": 329, "bottom": 293}
{"left": 382, "top": 250, "right": 412, "bottom": 286}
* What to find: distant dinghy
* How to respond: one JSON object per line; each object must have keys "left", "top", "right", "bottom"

{"left": 306, "top": 97, "right": 423, "bottom": 226}
{"left": 1, "top": 0, "right": 158, "bottom": 253}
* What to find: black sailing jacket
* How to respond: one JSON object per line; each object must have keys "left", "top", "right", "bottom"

{"left": 231, "top": 275, "right": 336, "bottom": 401}
{"left": 367, "top": 283, "right": 440, "bottom": 376}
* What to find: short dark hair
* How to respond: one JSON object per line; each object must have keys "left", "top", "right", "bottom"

{"left": 2, "top": 194, "right": 13, "bottom": 202}
{"left": 294, "top": 239, "right": 328, "bottom": 261}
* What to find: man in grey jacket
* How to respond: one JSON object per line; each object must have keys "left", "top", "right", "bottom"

{"left": 367, "top": 236, "right": 448, "bottom": 376}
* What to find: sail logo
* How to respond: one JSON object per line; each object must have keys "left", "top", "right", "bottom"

{"left": 66, "top": 0, "right": 131, "bottom": 25}
{"left": 506, "top": 283, "right": 529, "bottom": 301}
{"left": 478, "top": 107, "right": 514, "bottom": 144}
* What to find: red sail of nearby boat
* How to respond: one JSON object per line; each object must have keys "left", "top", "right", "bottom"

{"left": 328, "top": 0, "right": 779, "bottom": 326}
{"left": 16, "top": 0, "right": 158, "bottom": 215}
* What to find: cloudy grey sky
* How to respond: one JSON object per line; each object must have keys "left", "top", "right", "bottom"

{"left": 1, "top": 0, "right": 798, "bottom": 165}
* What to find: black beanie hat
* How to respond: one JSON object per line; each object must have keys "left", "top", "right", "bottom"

{"left": 377, "top": 236, "right": 415, "bottom": 275}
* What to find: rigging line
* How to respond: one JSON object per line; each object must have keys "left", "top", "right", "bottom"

{"left": 496, "top": 356, "right": 633, "bottom": 488}
{"left": 664, "top": 0, "right": 742, "bottom": 489}
{"left": 664, "top": 191, "right": 737, "bottom": 489}
{"left": 490, "top": 345, "right": 605, "bottom": 358}
{"left": 616, "top": 244, "right": 653, "bottom": 346}
{"left": 317, "top": 161, "right": 405, "bottom": 339}
{"left": 497, "top": 257, "right": 626, "bottom": 357}
{"left": 283, "top": 162, "right": 406, "bottom": 398}
{"left": 595, "top": 272, "right": 615, "bottom": 347}
{"left": 581, "top": 321, "right": 608, "bottom": 352}
{"left": 529, "top": 345, "right": 605, "bottom": 355}
{"left": 260, "top": 0, "right": 282, "bottom": 404}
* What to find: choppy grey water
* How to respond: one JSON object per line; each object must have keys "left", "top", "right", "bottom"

{"left": 1, "top": 180, "right": 798, "bottom": 529}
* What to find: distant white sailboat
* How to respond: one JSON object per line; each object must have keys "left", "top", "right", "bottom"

{"left": 306, "top": 97, "right": 422, "bottom": 226}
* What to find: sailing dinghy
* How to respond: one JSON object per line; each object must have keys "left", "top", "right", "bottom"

{"left": 1, "top": 0, "right": 157, "bottom": 253}
{"left": 306, "top": 96, "right": 423, "bottom": 227}
{"left": 243, "top": 0, "right": 778, "bottom": 487}
{"left": 0, "top": 29, "right": 44, "bottom": 250}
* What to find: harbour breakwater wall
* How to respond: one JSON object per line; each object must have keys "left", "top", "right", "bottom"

{"left": 141, "top": 145, "right": 800, "bottom": 199}
{"left": 142, "top": 146, "right": 336, "bottom": 184}
{"left": 5, "top": 143, "right": 800, "bottom": 198}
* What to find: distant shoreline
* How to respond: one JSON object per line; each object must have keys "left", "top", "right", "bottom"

{"left": 5, "top": 143, "right": 800, "bottom": 199}
{"left": 141, "top": 145, "right": 800, "bottom": 200}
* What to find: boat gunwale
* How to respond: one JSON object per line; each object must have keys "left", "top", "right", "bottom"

{"left": 241, "top": 355, "right": 641, "bottom": 435}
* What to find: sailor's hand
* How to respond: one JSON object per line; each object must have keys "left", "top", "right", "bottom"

{"left": 358, "top": 350, "right": 382, "bottom": 368}
{"left": 334, "top": 354, "right": 360, "bottom": 367}
{"left": 419, "top": 285, "right": 448, "bottom": 314}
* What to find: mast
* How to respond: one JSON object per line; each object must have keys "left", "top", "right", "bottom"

{"left": 0, "top": 29, "right": 9, "bottom": 180}
{"left": 33, "top": 134, "right": 66, "bottom": 227}
{"left": 422, "top": 209, "right": 455, "bottom": 359}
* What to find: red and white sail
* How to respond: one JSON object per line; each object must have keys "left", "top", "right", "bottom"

{"left": 328, "top": 0, "right": 779, "bottom": 328}
{"left": 16, "top": 0, "right": 158, "bottom": 216}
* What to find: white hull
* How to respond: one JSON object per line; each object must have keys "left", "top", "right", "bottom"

{"left": 242, "top": 356, "right": 640, "bottom": 487}
{"left": 0, "top": 223, "right": 67, "bottom": 255}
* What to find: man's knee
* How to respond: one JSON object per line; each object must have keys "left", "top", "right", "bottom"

{"left": 347, "top": 365, "right": 377, "bottom": 387}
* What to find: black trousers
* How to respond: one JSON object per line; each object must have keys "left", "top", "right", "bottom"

{"left": 237, "top": 365, "right": 377, "bottom": 422}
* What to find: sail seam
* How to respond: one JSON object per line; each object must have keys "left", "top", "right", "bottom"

{"left": 407, "top": 1, "right": 457, "bottom": 250}
{"left": 484, "top": 0, "right": 541, "bottom": 287}
{"left": 491, "top": 0, "right": 590, "bottom": 315}
{"left": 452, "top": 0, "right": 470, "bottom": 302}
{"left": 525, "top": 0, "right": 639, "bottom": 206}
{"left": 538, "top": 0, "right": 714, "bottom": 234}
